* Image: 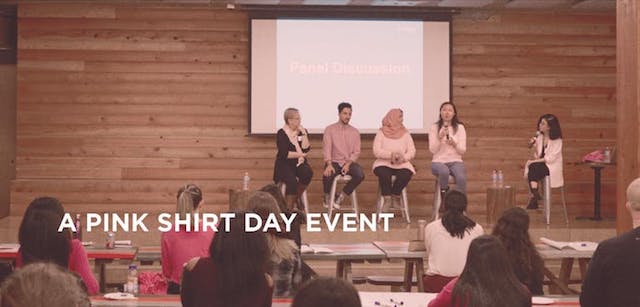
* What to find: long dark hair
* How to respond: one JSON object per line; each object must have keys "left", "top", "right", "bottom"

{"left": 451, "top": 235, "right": 531, "bottom": 307}
{"left": 538, "top": 113, "right": 562, "bottom": 140}
{"left": 492, "top": 207, "right": 544, "bottom": 295}
{"left": 210, "top": 212, "right": 269, "bottom": 306}
{"left": 18, "top": 197, "right": 71, "bottom": 268}
{"left": 440, "top": 190, "right": 476, "bottom": 239}
{"left": 436, "top": 101, "right": 463, "bottom": 134}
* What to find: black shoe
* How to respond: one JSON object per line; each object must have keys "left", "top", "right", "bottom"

{"left": 526, "top": 196, "right": 539, "bottom": 210}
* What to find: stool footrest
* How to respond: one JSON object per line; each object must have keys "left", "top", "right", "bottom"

{"left": 366, "top": 275, "right": 418, "bottom": 286}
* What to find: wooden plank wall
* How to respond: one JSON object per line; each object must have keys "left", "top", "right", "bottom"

{"left": 11, "top": 3, "right": 616, "bottom": 217}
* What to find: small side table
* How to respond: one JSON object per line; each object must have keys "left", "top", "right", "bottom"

{"left": 486, "top": 186, "right": 516, "bottom": 224}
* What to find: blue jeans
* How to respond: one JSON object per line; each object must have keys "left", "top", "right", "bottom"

{"left": 431, "top": 161, "right": 466, "bottom": 193}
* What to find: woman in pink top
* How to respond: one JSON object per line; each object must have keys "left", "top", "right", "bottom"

{"left": 428, "top": 235, "right": 531, "bottom": 307}
{"left": 429, "top": 102, "right": 467, "bottom": 200}
{"left": 161, "top": 184, "right": 214, "bottom": 294}
{"left": 17, "top": 197, "right": 99, "bottom": 294}
{"left": 373, "top": 108, "right": 416, "bottom": 211}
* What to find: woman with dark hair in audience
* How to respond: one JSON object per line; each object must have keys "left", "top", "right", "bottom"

{"left": 16, "top": 197, "right": 98, "bottom": 294}
{"left": 524, "top": 113, "right": 563, "bottom": 209}
{"left": 428, "top": 235, "right": 531, "bottom": 307}
{"left": 247, "top": 191, "right": 302, "bottom": 297}
{"left": 161, "top": 184, "right": 215, "bottom": 294}
{"left": 1, "top": 262, "right": 90, "bottom": 307}
{"left": 181, "top": 212, "right": 273, "bottom": 307}
{"left": 373, "top": 108, "right": 416, "bottom": 211}
{"left": 492, "top": 207, "right": 545, "bottom": 295}
{"left": 422, "top": 190, "right": 484, "bottom": 293}
{"left": 273, "top": 107, "right": 313, "bottom": 212}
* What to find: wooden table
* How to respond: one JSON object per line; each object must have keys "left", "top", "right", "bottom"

{"left": 302, "top": 243, "right": 386, "bottom": 282}
{"left": 373, "top": 241, "right": 427, "bottom": 292}
{"left": 537, "top": 244, "right": 594, "bottom": 295}
{"left": 91, "top": 295, "right": 293, "bottom": 307}
{"left": 585, "top": 162, "right": 614, "bottom": 220}
{"left": 486, "top": 186, "right": 516, "bottom": 224}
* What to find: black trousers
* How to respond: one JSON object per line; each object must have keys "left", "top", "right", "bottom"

{"left": 322, "top": 162, "right": 365, "bottom": 195}
{"left": 279, "top": 163, "right": 313, "bottom": 195}
{"left": 527, "top": 162, "right": 550, "bottom": 182}
{"left": 373, "top": 166, "right": 413, "bottom": 196}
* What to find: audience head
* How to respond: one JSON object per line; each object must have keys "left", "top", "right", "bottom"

{"left": 338, "top": 102, "right": 353, "bottom": 125}
{"left": 18, "top": 197, "right": 70, "bottom": 267}
{"left": 0, "top": 262, "right": 90, "bottom": 307}
{"left": 451, "top": 235, "right": 531, "bottom": 307}
{"left": 292, "top": 277, "right": 361, "bottom": 307}
{"left": 627, "top": 177, "right": 640, "bottom": 212}
{"left": 247, "top": 192, "right": 297, "bottom": 262}
{"left": 441, "top": 190, "right": 476, "bottom": 239}
{"left": 537, "top": 113, "right": 562, "bottom": 140}
{"left": 437, "top": 101, "right": 462, "bottom": 131}
{"left": 209, "top": 212, "right": 269, "bottom": 306}
{"left": 259, "top": 184, "right": 288, "bottom": 213}
{"left": 492, "top": 207, "right": 544, "bottom": 294}
{"left": 176, "top": 184, "right": 203, "bottom": 220}
{"left": 284, "top": 107, "right": 301, "bottom": 128}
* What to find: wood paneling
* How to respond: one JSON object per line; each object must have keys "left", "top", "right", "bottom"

{"left": 11, "top": 3, "right": 616, "bottom": 219}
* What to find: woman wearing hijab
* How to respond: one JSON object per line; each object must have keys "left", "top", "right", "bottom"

{"left": 373, "top": 108, "right": 416, "bottom": 211}
{"left": 273, "top": 107, "right": 313, "bottom": 212}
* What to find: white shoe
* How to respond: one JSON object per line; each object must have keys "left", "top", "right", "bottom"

{"left": 333, "top": 192, "right": 346, "bottom": 210}
{"left": 323, "top": 194, "right": 331, "bottom": 209}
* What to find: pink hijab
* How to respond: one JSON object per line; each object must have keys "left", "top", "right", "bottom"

{"left": 381, "top": 108, "right": 408, "bottom": 139}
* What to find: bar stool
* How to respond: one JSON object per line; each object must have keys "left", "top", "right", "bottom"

{"left": 541, "top": 176, "right": 569, "bottom": 225}
{"left": 432, "top": 175, "right": 456, "bottom": 220}
{"left": 279, "top": 182, "right": 310, "bottom": 214}
{"left": 376, "top": 175, "right": 410, "bottom": 223}
{"left": 328, "top": 174, "right": 360, "bottom": 218}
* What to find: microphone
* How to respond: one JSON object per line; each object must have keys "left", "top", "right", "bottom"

{"left": 528, "top": 131, "right": 540, "bottom": 148}
{"left": 444, "top": 123, "right": 450, "bottom": 140}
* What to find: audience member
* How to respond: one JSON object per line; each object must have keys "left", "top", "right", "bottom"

{"left": 161, "top": 184, "right": 214, "bottom": 294}
{"left": 273, "top": 107, "right": 313, "bottom": 212}
{"left": 580, "top": 177, "right": 640, "bottom": 307}
{"left": 492, "top": 207, "right": 544, "bottom": 295}
{"left": 322, "top": 102, "right": 364, "bottom": 209}
{"left": 373, "top": 108, "right": 416, "bottom": 211}
{"left": 429, "top": 101, "right": 467, "bottom": 196}
{"left": 247, "top": 191, "right": 302, "bottom": 297}
{"left": 16, "top": 197, "right": 98, "bottom": 294}
{"left": 423, "top": 190, "right": 484, "bottom": 292}
{"left": 0, "top": 262, "right": 90, "bottom": 307}
{"left": 428, "top": 235, "right": 531, "bottom": 307}
{"left": 292, "top": 277, "right": 361, "bottom": 307}
{"left": 181, "top": 212, "right": 272, "bottom": 307}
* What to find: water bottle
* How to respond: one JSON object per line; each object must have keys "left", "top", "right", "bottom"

{"left": 417, "top": 219, "right": 427, "bottom": 241}
{"left": 603, "top": 147, "right": 611, "bottom": 163}
{"left": 242, "top": 172, "right": 250, "bottom": 191}
{"left": 125, "top": 264, "right": 139, "bottom": 296}
{"left": 491, "top": 170, "right": 498, "bottom": 187}
{"left": 73, "top": 213, "right": 82, "bottom": 241}
{"left": 497, "top": 170, "right": 504, "bottom": 188}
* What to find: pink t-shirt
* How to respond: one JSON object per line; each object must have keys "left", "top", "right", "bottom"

{"left": 16, "top": 239, "right": 99, "bottom": 295}
{"left": 161, "top": 227, "right": 214, "bottom": 284}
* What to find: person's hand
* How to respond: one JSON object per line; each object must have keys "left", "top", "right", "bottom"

{"left": 341, "top": 163, "right": 351, "bottom": 175}
{"left": 323, "top": 165, "right": 335, "bottom": 177}
{"left": 299, "top": 152, "right": 307, "bottom": 158}
{"left": 438, "top": 127, "right": 448, "bottom": 140}
{"left": 298, "top": 125, "right": 306, "bottom": 134}
{"left": 446, "top": 138, "right": 457, "bottom": 147}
